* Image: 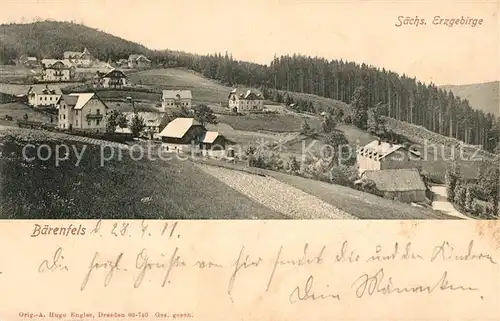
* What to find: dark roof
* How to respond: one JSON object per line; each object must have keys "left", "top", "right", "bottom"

{"left": 61, "top": 95, "right": 78, "bottom": 106}
{"left": 362, "top": 168, "right": 426, "bottom": 192}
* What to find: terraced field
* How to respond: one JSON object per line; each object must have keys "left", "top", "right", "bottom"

{"left": 196, "top": 164, "right": 355, "bottom": 219}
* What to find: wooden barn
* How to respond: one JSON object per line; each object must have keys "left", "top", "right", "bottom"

{"left": 361, "top": 168, "right": 427, "bottom": 203}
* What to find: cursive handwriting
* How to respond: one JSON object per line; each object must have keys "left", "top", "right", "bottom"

{"left": 352, "top": 268, "right": 478, "bottom": 298}
{"left": 289, "top": 275, "right": 341, "bottom": 303}
{"left": 266, "top": 244, "right": 325, "bottom": 292}
{"left": 430, "top": 240, "right": 497, "bottom": 264}
{"left": 335, "top": 241, "right": 360, "bottom": 263}
{"left": 38, "top": 247, "right": 69, "bottom": 272}
{"left": 80, "top": 252, "right": 124, "bottom": 291}
{"left": 366, "top": 242, "right": 424, "bottom": 262}
{"left": 227, "top": 246, "right": 262, "bottom": 295}
{"left": 134, "top": 247, "right": 185, "bottom": 289}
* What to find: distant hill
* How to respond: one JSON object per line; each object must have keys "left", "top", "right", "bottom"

{"left": 0, "top": 21, "right": 151, "bottom": 63}
{"left": 440, "top": 81, "right": 499, "bottom": 116}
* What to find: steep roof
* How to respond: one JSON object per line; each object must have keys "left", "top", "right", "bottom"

{"left": 159, "top": 118, "right": 201, "bottom": 138}
{"left": 162, "top": 90, "right": 192, "bottom": 99}
{"left": 362, "top": 168, "right": 426, "bottom": 192}
{"left": 129, "top": 54, "right": 151, "bottom": 62}
{"left": 68, "top": 93, "right": 96, "bottom": 110}
{"left": 358, "top": 140, "right": 403, "bottom": 161}
{"left": 41, "top": 59, "right": 73, "bottom": 68}
{"left": 101, "top": 68, "right": 127, "bottom": 78}
{"left": 229, "top": 88, "right": 264, "bottom": 100}
{"left": 199, "top": 131, "right": 219, "bottom": 144}
{"left": 61, "top": 94, "right": 78, "bottom": 106}
{"left": 27, "top": 85, "right": 62, "bottom": 96}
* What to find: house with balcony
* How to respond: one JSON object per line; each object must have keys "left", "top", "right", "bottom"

{"left": 57, "top": 93, "right": 108, "bottom": 131}
{"left": 63, "top": 48, "right": 95, "bottom": 67}
{"left": 228, "top": 88, "right": 264, "bottom": 113}
{"left": 128, "top": 54, "right": 151, "bottom": 69}
{"left": 27, "top": 85, "right": 62, "bottom": 108}
{"left": 161, "top": 90, "right": 192, "bottom": 111}
{"left": 95, "top": 69, "right": 128, "bottom": 89}
{"left": 40, "top": 60, "right": 74, "bottom": 82}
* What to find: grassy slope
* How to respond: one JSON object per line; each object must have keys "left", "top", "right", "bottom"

{"left": 440, "top": 81, "right": 499, "bottom": 116}
{"left": 0, "top": 131, "right": 286, "bottom": 219}
{"left": 127, "top": 68, "right": 231, "bottom": 104}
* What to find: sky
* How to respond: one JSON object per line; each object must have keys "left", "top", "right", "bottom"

{"left": 0, "top": 0, "right": 498, "bottom": 86}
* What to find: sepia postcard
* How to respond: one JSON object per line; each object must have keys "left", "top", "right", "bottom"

{"left": 0, "top": 0, "right": 499, "bottom": 320}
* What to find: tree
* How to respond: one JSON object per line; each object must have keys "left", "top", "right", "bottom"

{"left": 367, "top": 103, "right": 386, "bottom": 136}
{"left": 288, "top": 156, "right": 300, "bottom": 173}
{"left": 445, "top": 162, "right": 461, "bottom": 202}
{"left": 129, "top": 114, "right": 146, "bottom": 137}
{"left": 117, "top": 113, "right": 128, "bottom": 131}
{"left": 193, "top": 104, "right": 217, "bottom": 127}
{"left": 350, "top": 86, "right": 369, "bottom": 129}
{"left": 454, "top": 182, "right": 467, "bottom": 208}
{"left": 301, "top": 119, "right": 311, "bottom": 135}
{"left": 322, "top": 114, "right": 336, "bottom": 133}
{"left": 105, "top": 110, "right": 120, "bottom": 133}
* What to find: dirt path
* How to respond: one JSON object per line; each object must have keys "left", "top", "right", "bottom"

{"left": 430, "top": 185, "right": 471, "bottom": 220}
{"left": 196, "top": 163, "right": 356, "bottom": 219}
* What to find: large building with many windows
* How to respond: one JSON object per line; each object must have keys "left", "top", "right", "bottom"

{"left": 57, "top": 93, "right": 108, "bottom": 131}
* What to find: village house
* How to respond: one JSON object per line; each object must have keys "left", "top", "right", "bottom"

{"left": 361, "top": 168, "right": 427, "bottom": 203}
{"left": 57, "top": 93, "right": 108, "bottom": 131}
{"left": 117, "top": 112, "right": 162, "bottom": 137}
{"left": 63, "top": 48, "right": 95, "bottom": 67}
{"left": 161, "top": 90, "right": 192, "bottom": 111}
{"left": 228, "top": 88, "right": 264, "bottom": 113}
{"left": 40, "top": 59, "right": 74, "bottom": 82}
{"left": 95, "top": 69, "right": 128, "bottom": 89}
{"left": 128, "top": 54, "right": 151, "bottom": 69}
{"left": 18, "top": 56, "right": 40, "bottom": 68}
{"left": 27, "top": 85, "right": 62, "bottom": 108}
{"left": 357, "top": 139, "right": 421, "bottom": 176}
{"left": 158, "top": 117, "right": 227, "bottom": 157}
{"left": 115, "top": 58, "right": 129, "bottom": 68}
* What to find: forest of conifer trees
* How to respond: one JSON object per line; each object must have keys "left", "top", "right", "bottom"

{"left": 154, "top": 52, "right": 500, "bottom": 154}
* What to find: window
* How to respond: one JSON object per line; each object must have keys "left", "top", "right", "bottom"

{"left": 63, "top": 115, "right": 66, "bottom": 120}
{"left": 59, "top": 114, "right": 61, "bottom": 120}
{"left": 63, "top": 105, "right": 66, "bottom": 109}
{"left": 88, "top": 121, "right": 91, "bottom": 126}
{"left": 76, "top": 119, "right": 78, "bottom": 126}
{"left": 96, "top": 109, "right": 100, "bottom": 115}
{"left": 44, "top": 97, "right": 47, "bottom": 101}
{"left": 76, "top": 110, "right": 78, "bottom": 116}
{"left": 96, "top": 119, "right": 100, "bottom": 126}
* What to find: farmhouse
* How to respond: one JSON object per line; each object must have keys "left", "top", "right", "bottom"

{"left": 40, "top": 60, "right": 74, "bottom": 82}
{"left": 228, "top": 88, "right": 264, "bottom": 113}
{"left": 357, "top": 139, "right": 421, "bottom": 175}
{"left": 95, "top": 69, "right": 128, "bottom": 89}
{"left": 27, "top": 85, "right": 62, "bottom": 108}
{"left": 161, "top": 90, "right": 192, "bottom": 111}
{"left": 158, "top": 117, "right": 227, "bottom": 156}
{"left": 57, "top": 93, "right": 108, "bottom": 131}
{"left": 128, "top": 54, "right": 151, "bottom": 68}
{"left": 63, "top": 48, "right": 95, "bottom": 67}
{"left": 361, "top": 168, "right": 427, "bottom": 203}
{"left": 18, "top": 56, "right": 39, "bottom": 68}
{"left": 121, "top": 112, "right": 162, "bottom": 136}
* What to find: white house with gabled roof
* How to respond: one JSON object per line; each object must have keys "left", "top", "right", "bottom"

{"left": 161, "top": 90, "right": 192, "bottom": 111}
{"left": 57, "top": 93, "right": 108, "bottom": 131}
{"left": 228, "top": 88, "right": 264, "bottom": 113}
